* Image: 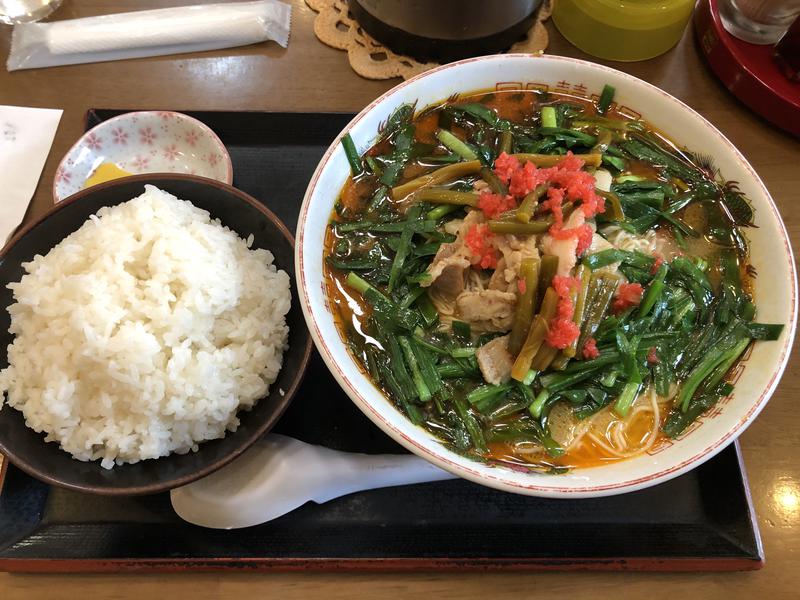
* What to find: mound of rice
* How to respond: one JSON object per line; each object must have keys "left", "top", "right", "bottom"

{"left": 0, "top": 185, "right": 290, "bottom": 469}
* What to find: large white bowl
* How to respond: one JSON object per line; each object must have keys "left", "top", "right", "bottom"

{"left": 296, "top": 55, "right": 797, "bottom": 497}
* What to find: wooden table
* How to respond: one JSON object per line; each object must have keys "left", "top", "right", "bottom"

{"left": 1, "top": 1, "right": 799, "bottom": 597}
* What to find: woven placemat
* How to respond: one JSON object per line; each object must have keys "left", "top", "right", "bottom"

{"left": 306, "top": 0, "right": 552, "bottom": 80}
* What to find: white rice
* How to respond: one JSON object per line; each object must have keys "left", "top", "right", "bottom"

{"left": 0, "top": 185, "right": 291, "bottom": 469}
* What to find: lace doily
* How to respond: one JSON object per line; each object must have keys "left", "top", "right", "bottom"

{"left": 305, "top": 0, "right": 552, "bottom": 80}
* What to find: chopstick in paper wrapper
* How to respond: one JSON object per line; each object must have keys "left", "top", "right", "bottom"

{"left": 7, "top": 0, "right": 291, "bottom": 71}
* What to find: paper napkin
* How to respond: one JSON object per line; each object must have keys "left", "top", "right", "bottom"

{"left": 0, "top": 105, "right": 63, "bottom": 241}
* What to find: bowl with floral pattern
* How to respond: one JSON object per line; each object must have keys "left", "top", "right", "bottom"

{"left": 53, "top": 111, "right": 233, "bottom": 202}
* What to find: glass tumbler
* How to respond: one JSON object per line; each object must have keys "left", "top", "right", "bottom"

{"left": 0, "top": 0, "right": 62, "bottom": 25}
{"left": 719, "top": 0, "right": 800, "bottom": 44}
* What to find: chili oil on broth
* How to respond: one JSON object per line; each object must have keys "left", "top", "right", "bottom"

{"left": 323, "top": 88, "right": 755, "bottom": 473}
{"left": 486, "top": 387, "right": 668, "bottom": 470}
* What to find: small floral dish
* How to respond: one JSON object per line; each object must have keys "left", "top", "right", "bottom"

{"left": 53, "top": 111, "right": 233, "bottom": 202}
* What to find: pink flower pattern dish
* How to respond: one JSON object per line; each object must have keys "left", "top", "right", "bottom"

{"left": 84, "top": 132, "right": 103, "bottom": 151}
{"left": 54, "top": 111, "right": 232, "bottom": 202}
{"left": 111, "top": 127, "right": 129, "bottom": 145}
{"left": 139, "top": 127, "right": 157, "bottom": 146}
{"left": 163, "top": 144, "right": 180, "bottom": 161}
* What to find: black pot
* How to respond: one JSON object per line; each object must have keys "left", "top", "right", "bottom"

{"left": 348, "top": 0, "right": 543, "bottom": 63}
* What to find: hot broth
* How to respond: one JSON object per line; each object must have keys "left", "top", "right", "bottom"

{"left": 324, "top": 87, "right": 780, "bottom": 472}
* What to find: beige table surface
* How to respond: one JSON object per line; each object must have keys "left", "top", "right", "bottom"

{"left": 1, "top": 1, "right": 799, "bottom": 598}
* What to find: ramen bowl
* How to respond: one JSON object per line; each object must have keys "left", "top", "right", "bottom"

{"left": 296, "top": 54, "right": 797, "bottom": 497}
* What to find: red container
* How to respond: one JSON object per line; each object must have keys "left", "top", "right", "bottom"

{"left": 773, "top": 17, "right": 800, "bottom": 82}
{"left": 695, "top": 0, "right": 800, "bottom": 136}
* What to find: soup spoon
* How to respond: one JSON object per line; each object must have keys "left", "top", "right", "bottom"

{"left": 170, "top": 433, "right": 457, "bottom": 529}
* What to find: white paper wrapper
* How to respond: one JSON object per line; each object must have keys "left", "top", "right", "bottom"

{"left": 7, "top": 0, "right": 291, "bottom": 71}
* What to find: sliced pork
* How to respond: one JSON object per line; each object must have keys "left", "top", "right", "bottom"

{"left": 540, "top": 209, "right": 585, "bottom": 276}
{"left": 475, "top": 334, "right": 514, "bottom": 385}
{"left": 455, "top": 289, "right": 516, "bottom": 332}
{"left": 488, "top": 234, "right": 540, "bottom": 293}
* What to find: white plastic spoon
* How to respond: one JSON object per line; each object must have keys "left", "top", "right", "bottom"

{"left": 170, "top": 433, "right": 457, "bottom": 529}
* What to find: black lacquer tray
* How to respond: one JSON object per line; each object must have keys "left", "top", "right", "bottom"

{"left": 0, "top": 110, "right": 763, "bottom": 572}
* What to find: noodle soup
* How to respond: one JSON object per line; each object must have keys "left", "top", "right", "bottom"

{"left": 323, "top": 87, "right": 783, "bottom": 472}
